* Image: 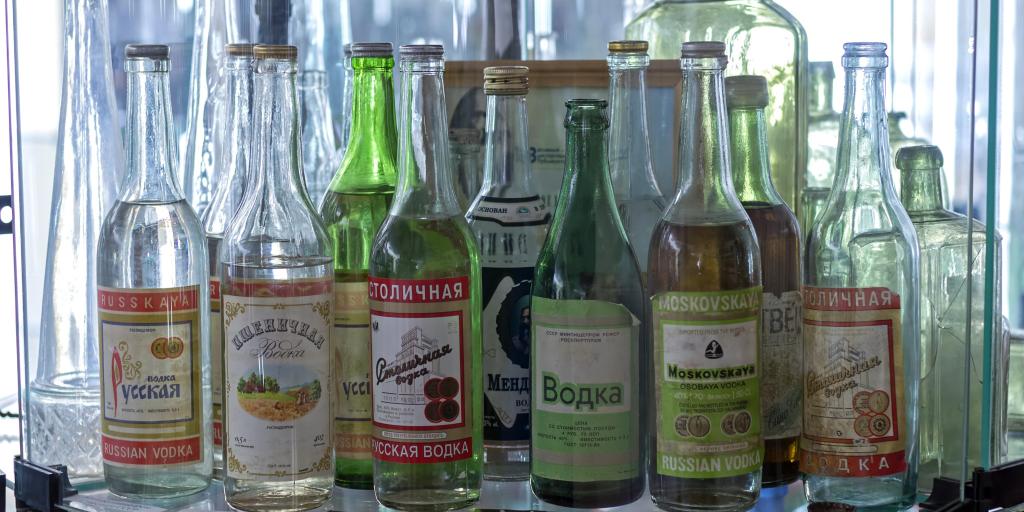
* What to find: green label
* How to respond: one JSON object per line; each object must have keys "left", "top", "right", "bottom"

{"left": 653, "top": 288, "right": 764, "bottom": 479}
{"left": 531, "top": 297, "right": 640, "bottom": 482}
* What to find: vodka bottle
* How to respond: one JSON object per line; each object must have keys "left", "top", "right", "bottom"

{"left": 802, "top": 61, "right": 840, "bottom": 231}
{"left": 97, "top": 44, "right": 212, "bottom": 498}
{"left": 338, "top": 43, "right": 354, "bottom": 157}
{"left": 298, "top": 69, "right": 339, "bottom": 203}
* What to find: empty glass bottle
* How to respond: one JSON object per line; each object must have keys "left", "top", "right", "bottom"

{"left": 531, "top": 99, "right": 645, "bottom": 508}
{"left": 202, "top": 43, "right": 255, "bottom": 479}
{"left": 338, "top": 43, "right": 354, "bottom": 158}
{"left": 29, "top": 0, "right": 124, "bottom": 482}
{"left": 626, "top": 0, "right": 808, "bottom": 211}
{"left": 801, "top": 61, "right": 840, "bottom": 231}
{"left": 896, "top": 145, "right": 1004, "bottom": 494}
{"left": 887, "top": 112, "right": 934, "bottom": 202}
{"left": 220, "top": 45, "right": 334, "bottom": 512}
{"left": 607, "top": 40, "right": 665, "bottom": 280}
{"left": 319, "top": 42, "right": 398, "bottom": 490}
{"left": 467, "top": 66, "right": 549, "bottom": 482}
{"left": 368, "top": 44, "right": 483, "bottom": 511}
{"left": 803, "top": 43, "right": 920, "bottom": 508}
{"left": 450, "top": 128, "right": 484, "bottom": 212}
{"left": 97, "top": 44, "right": 212, "bottom": 499}
{"left": 299, "top": 70, "right": 339, "bottom": 203}
{"left": 649, "top": 43, "right": 763, "bottom": 512}
{"left": 727, "top": 75, "right": 801, "bottom": 489}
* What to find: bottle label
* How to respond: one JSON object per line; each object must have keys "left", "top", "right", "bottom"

{"left": 531, "top": 298, "right": 639, "bottom": 482}
{"left": 98, "top": 286, "right": 203, "bottom": 467}
{"left": 222, "top": 279, "right": 333, "bottom": 481}
{"left": 210, "top": 277, "right": 223, "bottom": 449}
{"left": 801, "top": 287, "right": 906, "bottom": 477}
{"left": 469, "top": 195, "right": 549, "bottom": 227}
{"left": 481, "top": 266, "right": 533, "bottom": 442}
{"left": 761, "top": 290, "right": 803, "bottom": 440}
{"left": 368, "top": 276, "right": 474, "bottom": 464}
{"left": 653, "top": 288, "right": 763, "bottom": 479}
{"left": 333, "top": 281, "right": 372, "bottom": 461}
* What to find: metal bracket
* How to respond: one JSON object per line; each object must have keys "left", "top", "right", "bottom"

{"left": 0, "top": 195, "right": 11, "bottom": 235}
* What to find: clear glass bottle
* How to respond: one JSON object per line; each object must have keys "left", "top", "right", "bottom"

{"left": 649, "top": 43, "right": 763, "bottom": 512}
{"left": 29, "top": 0, "right": 124, "bottom": 482}
{"left": 803, "top": 42, "right": 920, "bottom": 508}
{"left": 466, "top": 66, "right": 549, "bottom": 482}
{"left": 96, "top": 44, "right": 212, "bottom": 498}
{"left": 298, "top": 70, "right": 339, "bottom": 203}
{"left": 802, "top": 61, "right": 840, "bottom": 232}
{"left": 450, "top": 128, "right": 484, "bottom": 212}
{"left": 319, "top": 42, "right": 398, "bottom": 490}
{"left": 887, "top": 112, "right": 936, "bottom": 202}
{"left": 626, "top": 0, "right": 808, "bottom": 211}
{"left": 530, "top": 99, "right": 645, "bottom": 508}
{"left": 220, "top": 45, "right": 334, "bottom": 512}
{"left": 368, "top": 44, "right": 483, "bottom": 511}
{"left": 201, "top": 43, "right": 254, "bottom": 479}
{"left": 727, "top": 75, "right": 801, "bottom": 489}
{"left": 337, "top": 43, "right": 354, "bottom": 159}
{"left": 896, "top": 145, "right": 1004, "bottom": 494}
{"left": 606, "top": 40, "right": 666, "bottom": 280}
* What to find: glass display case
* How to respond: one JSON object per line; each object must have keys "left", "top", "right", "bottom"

{"left": 1, "top": 0, "right": 1020, "bottom": 510}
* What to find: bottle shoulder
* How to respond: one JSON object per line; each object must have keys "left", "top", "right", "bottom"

{"left": 370, "top": 214, "right": 479, "bottom": 279}
{"left": 221, "top": 195, "right": 333, "bottom": 265}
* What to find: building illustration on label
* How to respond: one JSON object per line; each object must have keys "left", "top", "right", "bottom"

{"left": 373, "top": 324, "right": 464, "bottom": 427}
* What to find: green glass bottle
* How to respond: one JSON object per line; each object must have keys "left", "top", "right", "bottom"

{"left": 896, "top": 145, "right": 1005, "bottom": 494}
{"left": 727, "top": 75, "right": 801, "bottom": 488}
{"left": 530, "top": 99, "right": 645, "bottom": 508}
{"left": 803, "top": 43, "right": 920, "bottom": 508}
{"left": 649, "top": 43, "right": 763, "bottom": 512}
{"left": 318, "top": 42, "right": 397, "bottom": 490}
{"left": 626, "top": 0, "right": 807, "bottom": 211}
{"left": 802, "top": 61, "right": 840, "bottom": 231}
{"left": 368, "top": 44, "right": 483, "bottom": 510}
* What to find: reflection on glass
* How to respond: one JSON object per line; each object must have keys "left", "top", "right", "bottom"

{"left": 801, "top": 61, "right": 839, "bottom": 232}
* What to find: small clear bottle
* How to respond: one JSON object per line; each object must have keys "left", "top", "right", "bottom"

{"left": 220, "top": 45, "right": 334, "bottom": 512}
{"left": 466, "top": 66, "right": 550, "bottom": 482}
{"left": 97, "top": 44, "right": 212, "bottom": 499}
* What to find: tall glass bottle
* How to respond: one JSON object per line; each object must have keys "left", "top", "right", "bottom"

{"left": 220, "top": 45, "right": 334, "bottom": 512}
{"left": 319, "top": 42, "right": 398, "bottom": 490}
{"left": 368, "top": 44, "right": 483, "bottom": 511}
{"left": 530, "top": 99, "right": 645, "bottom": 508}
{"left": 607, "top": 40, "right": 665, "bottom": 279}
{"left": 466, "top": 66, "right": 549, "bottom": 482}
{"left": 97, "top": 44, "right": 212, "bottom": 498}
{"left": 450, "top": 128, "right": 484, "bottom": 211}
{"left": 801, "top": 61, "right": 840, "bottom": 231}
{"left": 299, "top": 70, "right": 339, "bottom": 203}
{"left": 649, "top": 43, "right": 763, "bottom": 512}
{"left": 29, "top": 0, "right": 124, "bottom": 481}
{"left": 202, "top": 43, "right": 254, "bottom": 478}
{"left": 626, "top": 0, "right": 807, "bottom": 211}
{"left": 896, "top": 145, "right": 1004, "bottom": 493}
{"left": 803, "top": 43, "right": 920, "bottom": 508}
{"left": 337, "top": 43, "right": 354, "bottom": 158}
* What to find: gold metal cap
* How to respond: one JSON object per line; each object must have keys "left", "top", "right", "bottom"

{"left": 254, "top": 44, "right": 298, "bottom": 60}
{"left": 608, "top": 40, "right": 648, "bottom": 53}
{"left": 483, "top": 66, "right": 529, "bottom": 95}
{"left": 225, "top": 43, "right": 255, "bottom": 57}
{"left": 725, "top": 75, "right": 769, "bottom": 109}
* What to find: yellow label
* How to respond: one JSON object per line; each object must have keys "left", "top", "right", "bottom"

{"left": 333, "top": 281, "right": 372, "bottom": 461}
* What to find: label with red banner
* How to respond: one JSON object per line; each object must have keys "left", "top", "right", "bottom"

{"left": 99, "top": 286, "right": 202, "bottom": 467}
{"left": 369, "top": 276, "right": 474, "bottom": 464}
{"left": 210, "top": 277, "right": 223, "bottom": 448}
{"left": 801, "top": 286, "right": 906, "bottom": 477}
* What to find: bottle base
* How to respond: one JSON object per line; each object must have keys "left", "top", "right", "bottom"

{"left": 804, "top": 474, "right": 916, "bottom": 510}
{"left": 650, "top": 474, "right": 759, "bottom": 512}
{"left": 226, "top": 485, "right": 331, "bottom": 512}
{"left": 376, "top": 488, "right": 480, "bottom": 511}
{"left": 531, "top": 474, "right": 644, "bottom": 508}
{"left": 105, "top": 471, "right": 210, "bottom": 500}
{"left": 483, "top": 443, "right": 529, "bottom": 481}
{"left": 335, "top": 474, "right": 374, "bottom": 490}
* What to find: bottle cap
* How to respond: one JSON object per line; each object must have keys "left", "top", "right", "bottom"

{"left": 680, "top": 41, "right": 726, "bottom": 58}
{"left": 449, "top": 128, "right": 482, "bottom": 146}
{"left": 895, "top": 145, "right": 943, "bottom": 171}
{"left": 725, "top": 75, "right": 769, "bottom": 109}
{"left": 400, "top": 44, "right": 444, "bottom": 58}
{"left": 351, "top": 42, "right": 393, "bottom": 58}
{"left": 483, "top": 66, "right": 529, "bottom": 95}
{"left": 254, "top": 44, "right": 298, "bottom": 60}
{"left": 225, "top": 43, "right": 255, "bottom": 57}
{"left": 125, "top": 44, "right": 169, "bottom": 60}
{"left": 608, "top": 40, "right": 648, "bottom": 53}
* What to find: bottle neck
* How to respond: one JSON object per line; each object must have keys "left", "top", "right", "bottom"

{"left": 338, "top": 57, "right": 397, "bottom": 191}
{"left": 730, "top": 106, "right": 783, "bottom": 205}
{"left": 834, "top": 65, "right": 895, "bottom": 196}
{"left": 205, "top": 56, "right": 253, "bottom": 232}
{"left": 607, "top": 56, "right": 662, "bottom": 198}
{"left": 901, "top": 167, "right": 945, "bottom": 214}
{"left": 392, "top": 60, "right": 461, "bottom": 217}
{"left": 120, "top": 59, "right": 183, "bottom": 203}
{"left": 561, "top": 117, "right": 616, "bottom": 217}
{"left": 809, "top": 73, "right": 834, "bottom": 115}
{"left": 480, "top": 93, "right": 533, "bottom": 197}
{"left": 251, "top": 59, "right": 312, "bottom": 210}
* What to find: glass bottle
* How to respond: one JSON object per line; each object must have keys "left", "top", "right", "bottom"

{"left": 626, "top": 0, "right": 808, "bottom": 211}
{"left": 607, "top": 40, "right": 666, "bottom": 280}
{"left": 887, "top": 112, "right": 935, "bottom": 202}
{"left": 649, "top": 43, "right": 763, "bottom": 512}
{"left": 466, "top": 66, "right": 549, "bottom": 482}
{"left": 802, "top": 61, "right": 840, "bottom": 232}
{"left": 220, "top": 45, "right": 334, "bottom": 512}
{"left": 202, "top": 43, "right": 254, "bottom": 479}
{"left": 450, "top": 128, "right": 484, "bottom": 212}
{"left": 896, "top": 145, "right": 1004, "bottom": 494}
{"left": 803, "top": 43, "right": 920, "bottom": 508}
{"left": 726, "top": 75, "right": 801, "bottom": 489}
{"left": 96, "top": 44, "right": 212, "bottom": 498}
{"left": 28, "top": 0, "right": 124, "bottom": 481}
{"left": 368, "top": 44, "right": 483, "bottom": 511}
{"left": 299, "top": 70, "right": 339, "bottom": 203}
{"left": 337, "top": 43, "right": 354, "bottom": 158}
{"left": 530, "top": 99, "right": 645, "bottom": 508}
{"left": 319, "top": 41, "right": 398, "bottom": 490}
